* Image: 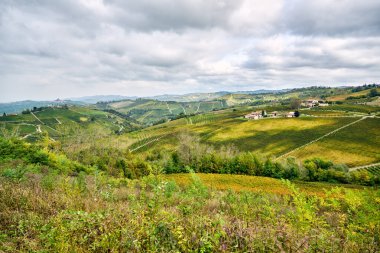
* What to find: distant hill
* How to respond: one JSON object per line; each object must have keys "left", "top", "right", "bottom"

{"left": 148, "top": 90, "right": 289, "bottom": 102}
{"left": 69, "top": 90, "right": 289, "bottom": 104}
{"left": 149, "top": 92, "right": 229, "bottom": 102}
{"left": 67, "top": 95, "right": 138, "bottom": 104}
{"left": 0, "top": 100, "right": 85, "bottom": 114}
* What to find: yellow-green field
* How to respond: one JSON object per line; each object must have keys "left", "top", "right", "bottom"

{"left": 327, "top": 88, "right": 380, "bottom": 101}
{"left": 161, "top": 173, "right": 368, "bottom": 196}
{"left": 290, "top": 117, "right": 380, "bottom": 166}
{"left": 126, "top": 105, "right": 379, "bottom": 166}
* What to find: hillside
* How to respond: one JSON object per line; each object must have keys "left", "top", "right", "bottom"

{"left": 123, "top": 102, "right": 380, "bottom": 167}
{"left": 2, "top": 86, "right": 379, "bottom": 169}
{"left": 98, "top": 98, "right": 228, "bottom": 125}
{"left": 0, "top": 100, "right": 85, "bottom": 114}
{"left": 1, "top": 86, "right": 380, "bottom": 252}
{"left": 0, "top": 106, "right": 139, "bottom": 141}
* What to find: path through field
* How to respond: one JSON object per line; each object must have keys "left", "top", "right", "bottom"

{"left": 348, "top": 162, "right": 380, "bottom": 172}
{"left": 30, "top": 111, "right": 44, "bottom": 124}
{"left": 129, "top": 134, "right": 167, "bottom": 153}
{"left": 276, "top": 116, "right": 369, "bottom": 160}
{"left": 139, "top": 111, "right": 153, "bottom": 122}
{"left": 165, "top": 102, "right": 173, "bottom": 114}
{"left": 195, "top": 102, "right": 201, "bottom": 113}
{"left": 180, "top": 105, "right": 187, "bottom": 115}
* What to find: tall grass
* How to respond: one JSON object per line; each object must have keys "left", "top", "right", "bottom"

{"left": 1, "top": 172, "right": 379, "bottom": 252}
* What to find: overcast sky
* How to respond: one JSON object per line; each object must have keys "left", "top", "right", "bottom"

{"left": 1, "top": 0, "right": 380, "bottom": 102}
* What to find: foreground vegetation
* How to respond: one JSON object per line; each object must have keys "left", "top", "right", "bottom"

{"left": 1, "top": 169, "right": 379, "bottom": 252}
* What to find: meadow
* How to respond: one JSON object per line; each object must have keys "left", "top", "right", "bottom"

{"left": 290, "top": 117, "right": 380, "bottom": 166}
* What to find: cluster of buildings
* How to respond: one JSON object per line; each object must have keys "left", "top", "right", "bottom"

{"left": 301, "top": 100, "right": 329, "bottom": 108}
{"left": 244, "top": 110, "right": 295, "bottom": 120}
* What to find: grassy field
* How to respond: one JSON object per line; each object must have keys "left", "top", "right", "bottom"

{"left": 299, "top": 109, "right": 363, "bottom": 117}
{"left": 290, "top": 117, "right": 380, "bottom": 166}
{"left": 161, "top": 173, "right": 368, "bottom": 196}
{"left": 132, "top": 112, "right": 357, "bottom": 156}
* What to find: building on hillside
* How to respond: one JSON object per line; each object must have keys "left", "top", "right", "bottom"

{"left": 245, "top": 111, "right": 263, "bottom": 120}
{"left": 301, "top": 99, "right": 319, "bottom": 108}
{"left": 287, "top": 111, "right": 295, "bottom": 117}
{"left": 318, "top": 102, "right": 329, "bottom": 107}
{"left": 267, "top": 111, "right": 278, "bottom": 117}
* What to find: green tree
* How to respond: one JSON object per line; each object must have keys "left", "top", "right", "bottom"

{"left": 290, "top": 97, "right": 301, "bottom": 109}
{"left": 368, "top": 88, "right": 379, "bottom": 97}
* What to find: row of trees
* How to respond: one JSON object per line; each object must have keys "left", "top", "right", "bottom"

{"left": 156, "top": 132, "right": 378, "bottom": 185}
{"left": 1, "top": 131, "right": 378, "bottom": 185}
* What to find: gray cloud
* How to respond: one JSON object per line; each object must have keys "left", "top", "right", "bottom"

{"left": 0, "top": 0, "right": 379, "bottom": 102}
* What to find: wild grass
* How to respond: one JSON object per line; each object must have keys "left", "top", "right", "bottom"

{"left": 0, "top": 172, "right": 379, "bottom": 252}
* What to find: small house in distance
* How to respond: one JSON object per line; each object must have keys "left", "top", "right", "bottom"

{"left": 245, "top": 110, "right": 280, "bottom": 120}
{"left": 267, "top": 111, "right": 278, "bottom": 117}
{"left": 301, "top": 99, "right": 319, "bottom": 108}
{"left": 287, "top": 111, "right": 295, "bottom": 117}
{"left": 301, "top": 99, "right": 329, "bottom": 108}
{"left": 245, "top": 111, "right": 262, "bottom": 120}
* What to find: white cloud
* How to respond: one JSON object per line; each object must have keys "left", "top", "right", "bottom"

{"left": 0, "top": 0, "right": 379, "bottom": 101}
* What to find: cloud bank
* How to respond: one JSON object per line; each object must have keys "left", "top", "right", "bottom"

{"left": 1, "top": 0, "right": 380, "bottom": 101}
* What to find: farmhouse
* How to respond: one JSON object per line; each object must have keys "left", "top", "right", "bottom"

{"left": 301, "top": 99, "right": 329, "bottom": 108}
{"left": 287, "top": 112, "right": 295, "bottom": 117}
{"left": 245, "top": 110, "right": 281, "bottom": 120}
{"left": 301, "top": 99, "right": 319, "bottom": 107}
{"left": 267, "top": 111, "right": 278, "bottom": 117}
{"left": 244, "top": 111, "right": 262, "bottom": 120}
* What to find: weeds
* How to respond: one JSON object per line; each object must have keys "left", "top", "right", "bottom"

{"left": 0, "top": 171, "right": 379, "bottom": 252}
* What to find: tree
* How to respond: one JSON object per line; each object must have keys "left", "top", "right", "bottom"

{"left": 290, "top": 97, "right": 301, "bottom": 109}
{"left": 368, "top": 88, "right": 379, "bottom": 97}
{"left": 294, "top": 110, "right": 300, "bottom": 117}
{"left": 2, "top": 112, "right": 6, "bottom": 117}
